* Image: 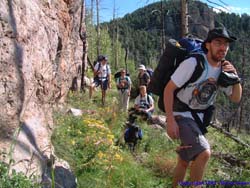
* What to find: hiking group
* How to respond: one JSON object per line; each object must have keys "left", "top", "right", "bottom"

{"left": 88, "top": 27, "right": 242, "bottom": 188}
{"left": 90, "top": 54, "right": 155, "bottom": 120}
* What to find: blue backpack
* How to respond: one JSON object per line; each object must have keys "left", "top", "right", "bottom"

{"left": 146, "top": 68, "right": 154, "bottom": 78}
{"left": 124, "top": 125, "right": 143, "bottom": 143}
{"left": 147, "top": 37, "right": 206, "bottom": 112}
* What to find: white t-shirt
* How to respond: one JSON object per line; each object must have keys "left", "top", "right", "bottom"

{"left": 135, "top": 94, "right": 154, "bottom": 110}
{"left": 171, "top": 56, "right": 232, "bottom": 120}
{"left": 94, "top": 62, "right": 111, "bottom": 81}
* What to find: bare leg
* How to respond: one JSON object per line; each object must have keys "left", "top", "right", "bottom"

{"left": 102, "top": 89, "right": 106, "bottom": 105}
{"left": 173, "top": 156, "right": 189, "bottom": 188}
{"left": 89, "top": 84, "right": 95, "bottom": 99}
{"left": 190, "top": 149, "right": 211, "bottom": 188}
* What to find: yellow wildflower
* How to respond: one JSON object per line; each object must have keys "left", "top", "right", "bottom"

{"left": 107, "top": 134, "right": 114, "bottom": 140}
{"left": 97, "top": 151, "right": 104, "bottom": 159}
{"left": 114, "top": 153, "right": 123, "bottom": 162}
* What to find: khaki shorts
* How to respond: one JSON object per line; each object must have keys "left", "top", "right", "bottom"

{"left": 175, "top": 117, "right": 210, "bottom": 162}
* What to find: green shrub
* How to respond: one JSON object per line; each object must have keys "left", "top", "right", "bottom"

{"left": 0, "top": 161, "right": 40, "bottom": 188}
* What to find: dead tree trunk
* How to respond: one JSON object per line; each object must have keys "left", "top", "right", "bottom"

{"left": 79, "top": 0, "right": 88, "bottom": 92}
{"left": 181, "top": 0, "right": 188, "bottom": 37}
{"left": 96, "top": 0, "right": 100, "bottom": 56}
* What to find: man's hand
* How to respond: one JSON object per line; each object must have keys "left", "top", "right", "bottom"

{"left": 166, "top": 120, "right": 180, "bottom": 139}
{"left": 222, "top": 60, "right": 237, "bottom": 74}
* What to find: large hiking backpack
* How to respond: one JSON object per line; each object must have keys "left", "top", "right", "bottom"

{"left": 124, "top": 124, "right": 143, "bottom": 151}
{"left": 114, "top": 71, "right": 130, "bottom": 79}
{"left": 147, "top": 37, "right": 206, "bottom": 112}
{"left": 124, "top": 125, "right": 143, "bottom": 142}
{"left": 146, "top": 68, "right": 154, "bottom": 78}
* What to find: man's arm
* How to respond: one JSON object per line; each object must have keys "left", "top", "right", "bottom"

{"left": 164, "top": 80, "right": 179, "bottom": 139}
{"left": 128, "top": 77, "right": 132, "bottom": 96}
{"left": 145, "top": 96, "right": 154, "bottom": 112}
{"left": 134, "top": 97, "right": 140, "bottom": 110}
{"left": 229, "top": 83, "right": 242, "bottom": 103}
{"left": 108, "top": 66, "right": 111, "bottom": 88}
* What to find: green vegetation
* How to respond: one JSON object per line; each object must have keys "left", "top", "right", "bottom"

{"left": 52, "top": 87, "right": 250, "bottom": 188}
{"left": 0, "top": 158, "right": 40, "bottom": 188}
{"left": 0, "top": 128, "right": 40, "bottom": 188}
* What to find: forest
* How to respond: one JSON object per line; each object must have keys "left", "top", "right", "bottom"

{"left": 89, "top": 0, "right": 250, "bottom": 133}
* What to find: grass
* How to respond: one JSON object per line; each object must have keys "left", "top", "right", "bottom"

{"left": 51, "top": 86, "right": 250, "bottom": 188}
{"left": 0, "top": 125, "right": 41, "bottom": 188}
{"left": 0, "top": 150, "right": 41, "bottom": 188}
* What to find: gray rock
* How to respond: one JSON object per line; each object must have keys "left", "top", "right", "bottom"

{"left": 0, "top": 0, "right": 83, "bottom": 186}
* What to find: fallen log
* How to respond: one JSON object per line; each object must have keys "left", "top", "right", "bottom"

{"left": 212, "top": 152, "right": 249, "bottom": 168}
{"left": 210, "top": 121, "right": 250, "bottom": 148}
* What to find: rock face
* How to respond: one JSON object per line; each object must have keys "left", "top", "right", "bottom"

{"left": 0, "top": 0, "right": 83, "bottom": 186}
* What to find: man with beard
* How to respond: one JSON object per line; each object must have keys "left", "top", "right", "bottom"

{"left": 164, "top": 27, "right": 242, "bottom": 188}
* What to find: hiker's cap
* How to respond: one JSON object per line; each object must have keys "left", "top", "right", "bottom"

{"left": 97, "top": 55, "right": 104, "bottom": 61}
{"left": 102, "top": 55, "right": 108, "bottom": 61}
{"left": 204, "top": 27, "right": 236, "bottom": 43}
{"left": 138, "top": 64, "right": 146, "bottom": 71}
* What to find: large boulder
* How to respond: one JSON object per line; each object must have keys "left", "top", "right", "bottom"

{"left": 0, "top": 0, "right": 84, "bottom": 186}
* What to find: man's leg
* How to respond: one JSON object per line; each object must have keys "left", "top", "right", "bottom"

{"left": 118, "top": 90, "right": 123, "bottom": 109}
{"left": 173, "top": 156, "right": 189, "bottom": 188}
{"left": 89, "top": 84, "right": 94, "bottom": 99}
{"left": 101, "top": 80, "right": 109, "bottom": 105}
{"left": 124, "top": 91, "right": 130, "bottom": 110}
{"left": 190, "top": 149, "right": 210, "bottom": 187}
{"left": 102, "top": 89, "right": 106, "bottom": 105}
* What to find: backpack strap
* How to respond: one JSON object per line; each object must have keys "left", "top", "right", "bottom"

{"left": 118, "top": 76, "right": 129, "bottom": 90}
{"left": 182, "top": 53, "right": 205, "bottom": 89}
{"left": 146, "top": 95, "right": 151, "bottom": 106}
{"left": 174, "top": 53, "right": 205, "bottom": 100}
{"left": 96, "top": 62, "right": 101, "bottom": 72}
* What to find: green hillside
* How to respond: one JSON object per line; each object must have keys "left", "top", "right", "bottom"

{"left": 102, "top": 0, "right": 250, "bottom": 67}
{"left": 51, "top": 88, "right": 250, "bottom": 188}
{"left": 96, "top": 0, "right": 250, "bottom": 130}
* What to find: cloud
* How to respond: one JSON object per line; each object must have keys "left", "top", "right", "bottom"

{"left": 228, "top": 6, "right": 250, "bottom": 15}
{"left": 212, "top": 5, "right": 250, "bottom": 15}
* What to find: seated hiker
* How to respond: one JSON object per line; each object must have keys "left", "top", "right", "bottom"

{"left": 89, "top": 55, "right": 111, "bottom": 104}
{"left": 116, "top": 68, "right": 132, "bottom": 111}
{"left": 133, "top": 85, "right": 154, "bottom": 120}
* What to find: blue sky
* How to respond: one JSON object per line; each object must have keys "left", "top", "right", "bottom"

{"left": 86, "top": 0, "right": 250, "bottom": 23}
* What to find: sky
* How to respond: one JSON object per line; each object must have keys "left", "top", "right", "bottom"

{"left": 85, "top": 0, "right": 250, "bottom": 23}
